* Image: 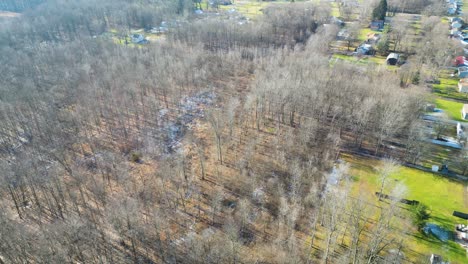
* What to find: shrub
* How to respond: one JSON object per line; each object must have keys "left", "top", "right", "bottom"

{"left": 412, "top": 203, "right": 430, "bottom": 229}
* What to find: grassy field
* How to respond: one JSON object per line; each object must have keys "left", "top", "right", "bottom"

{"left": 435, "top": 98, "right": 467, "bottom": 122}
{"left": 434, "top": 71, "right": 468, "bottom": 101}
{"left": 217, "top": 0, "right": 291, "bottom": 19}
{"left": 343, "top": 154, "right": 468, "bottom": 263}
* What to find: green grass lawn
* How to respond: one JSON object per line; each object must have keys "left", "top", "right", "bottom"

{"left": 217, "top": 0, "right": 291, "bottom": 19}
{"left": 344, "top": 154, "right": 468, "bottom": 263}
{"left": 359, "top": 28, "right": 381, "bottom": 42}
{"left": 434, "top": 71, "right": 468, "bottom": 101}
{"left": 420, "top": 144, "right": 463, "bottom": 174}
{"left": 435, "top": 98, "right": 467, "bottom": 122}
{"left": 332, "top": 54, "right": 398, "bottom": 71}
{"left": 330, "top": 2, "right": 340, "bottom": 17}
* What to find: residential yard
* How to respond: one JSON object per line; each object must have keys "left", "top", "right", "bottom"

{"left": 359, "top": 28, "right": 381, "bottom": 42}
{"left": 217, "top": 0, "right": 290, "bottom": 19}
{"left": 332, "top": 54, "right": 398, "bottom": 70}
{"left": 434, "top": 71, "right": 468, "bottom": 101}
{"left": 419, "top": 143, "right": 463, "bottom": 174}
{"left": 435, "top": 98, "right": 468, "bottom": 122}
{"left": 343, "top": 154, "right": 468, "bottom": 263}
{"left": 102, "top": 28, "right": 164, "bottom": 46}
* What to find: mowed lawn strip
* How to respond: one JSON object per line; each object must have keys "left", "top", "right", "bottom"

{"left": 435, "top": 98, "right": 468, "bottom": 122}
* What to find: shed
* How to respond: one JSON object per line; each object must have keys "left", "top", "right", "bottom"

{"left": 458, "top": 67, "right": 468, "bottom": 78}
{"left": 370, "top": 20, "right": 384, "bottom": 31}
{"left": 458, "top": 78, "right": 468, "bottom": 92}
{"left": 130, "top": 34, "right": 146, "bottom": 44}
{"left": 386, "top": 53, "right": 399, "bottom": 65}
{"left": 463, "top": 104, "right": 468, "bottom": 120}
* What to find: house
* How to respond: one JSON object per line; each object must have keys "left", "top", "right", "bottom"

{"left": 452, "top": 21, "right": 463, "bottom": 29}
{"left": 386, "top": 53, "right": 399, "bottom": 65}
{"left": 458, "top": 78, "right": 468, "bottom": 92}
{"left": 337, "top": 29, "right": 350, "bottom": 40}
{"left": 450, "top": 17, "right": 463, "bottom": 23}
{"left": 130, "top": 34, "right": 147, "bottom": 44}
{"left": 463, "top": 104, "right": 468, "bottom": 119}
{"left": 448, "top": 0, "right": 459, "bottom": 15}
{"left": 370, "top": 20, "right": 384, "bottom": 31}
{"left": 455, "top": 224, "right": 468, "bottom": 243}
{"left": 460, "top": 37, "right": 468, "bottom": 45}
{"left": 366, "top": 33, "right": 381, "bottom": 44}
{"left": 458, "top": 67, "right": 468, "bottom": 78}
{"left": 454, "top": 56, "right": 468, "bottom": 66}
{"left": 448, "top": 4, "right": 458, "bottom": 15}
{"left": 356, "top": 44, "right": 375, "bottom": 55}
{"left": 331, "top": 16, "right": 345, "bottom": 27}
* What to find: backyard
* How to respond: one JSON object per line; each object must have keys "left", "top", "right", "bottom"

{"left": 344, "top": 154, "right": 468, "bottom": 263}
{"left": 435, "top": 98, "right": 468, "bottom": 122}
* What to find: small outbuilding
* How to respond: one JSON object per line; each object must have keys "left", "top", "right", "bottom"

{"left": 370, "top": 20, "right": 384, "bottom": 31}
{"left": 386, "top": 53, "right": 399, "bottom": 65}
{"left": 429, "top": 253, "right": 448, "bottom": 264}
{"left": 463, "top": 104, "right": 468, "bottom": 120}
{"left": 130, "top": 34, "right": 148, "bottom": 44}
{"left": 458, "top": 78, "right": 468, "bottom": 92}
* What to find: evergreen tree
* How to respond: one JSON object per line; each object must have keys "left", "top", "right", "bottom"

{"left": 377, "top": 25, "right": 390, "bottom": 54}
{"left": 372, "top": 0, "right": 387, "bottom": 21}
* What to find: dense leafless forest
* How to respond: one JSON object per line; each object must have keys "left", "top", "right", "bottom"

{"left": 0, "top": 0, "right": 467, "bottom": 263}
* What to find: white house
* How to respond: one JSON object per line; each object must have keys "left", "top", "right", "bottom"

{"left": 463, "top": 104, "right": 468, "bottom": 120}
{"left": 459, "top": 78, "right": 468, "bottom": 92}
